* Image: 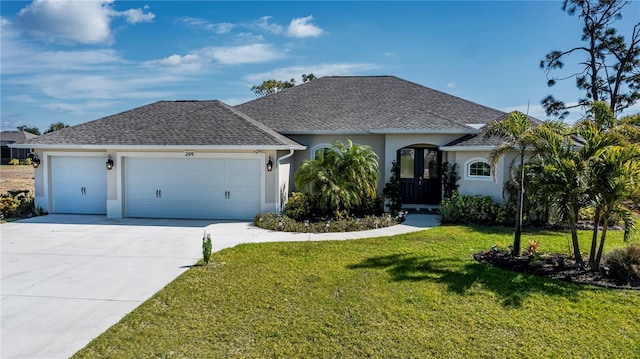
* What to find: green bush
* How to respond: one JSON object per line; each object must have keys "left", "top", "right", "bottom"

{"left": 382, "top": 160, "right": 402, "bottom": 215}
{"left": 438, "top": 191, "right": 510, "bottom": 226}
{"left": 441, "top": 161, "right": 460, "bottom": 200}
{"left": 8, "top": 158, "right": 19, "bottom": 166}
{"left": 0, "top": 190, "right": 44, "bottom": 219}
{"left": 202, "top": 233, "right": 212, "bottom": 264}
{"left": 350, "top": 195, "right": 383, "bottom": 217}
{"left": 283, "top": 192, "right": 313, "bottom": 221}
{"left": 604, "top": 245, "right": 640, "bottom": 285}
{"left": 254, "top": 212, "right": 398, "bottom": 233}
{"left": 20, "top": 158, "right": 32, "bottom": 165}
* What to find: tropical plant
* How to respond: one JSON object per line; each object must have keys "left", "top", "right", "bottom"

{"left": 202, "top": 233, "right": 212, "bottom": 264}
{"left": 382, "top": 160, "right": 402, "bottom": 215}
{"left": 482, "top": 111, "right": 564, "bottom": 256}
{"left": 294, "top": 140, "right": 379, "bottom": 217}
{"left": 441, "top": 161, "right": 460, "bottom": 200}
{"left": 584, "top": 103, "right": 640, "bottom": 269}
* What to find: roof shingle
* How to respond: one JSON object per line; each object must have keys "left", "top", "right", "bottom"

{"left": 18, "top": 100, "right": 302, "bottom": 148}
{"left": 236, "top": 76, "right": 507, "bottom": 133}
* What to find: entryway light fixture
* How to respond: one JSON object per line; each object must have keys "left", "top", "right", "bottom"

{"left": 106, "top": 155, "right": 114, "bottom": 170}
{"left": 32, "top": 153, "right": 41, "bottom": 168}
{"left": 266, "top": 156, "right": 273, "bottom": 172}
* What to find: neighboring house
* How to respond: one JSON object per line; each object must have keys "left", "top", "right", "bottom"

{"left": 12, "top": 76, "right": 517, "bottom": 220}
{"left": 1, "top": 130, "right": 37, "bottom": 164}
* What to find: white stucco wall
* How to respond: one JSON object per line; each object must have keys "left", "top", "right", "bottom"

{"left": 444, "top": 150, "right": 517, "bottom": 203}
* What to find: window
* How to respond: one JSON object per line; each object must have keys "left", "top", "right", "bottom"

{"left": 311, "top": 144, "right": 332, "bottom": 159}
{"left": 465, "top": 158, "right": 492, "bottom": 180}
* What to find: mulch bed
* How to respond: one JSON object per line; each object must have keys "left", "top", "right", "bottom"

{"left": 474, "top": 250, "right": 640, "bottom": 290}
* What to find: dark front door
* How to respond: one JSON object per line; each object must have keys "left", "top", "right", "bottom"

{"left": 398, "top": 147, "right": 442, "bottom": 205}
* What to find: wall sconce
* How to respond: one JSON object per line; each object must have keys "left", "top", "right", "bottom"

{"left": 266, "top": 156, "right": 273, "bottom": 172}
{"left": 106, "top": 155, "right": 114, "bottom": 170}
{"left": 32, "top": 153, "right": 41, "bottom": 168}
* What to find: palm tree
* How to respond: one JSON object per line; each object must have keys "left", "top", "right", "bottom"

{"left": 589, "top": 145, "right": 640, "bottom": 268}
{"left": 532, "top": 122, "right": 589, "bottom": 267}
{"left": 483, "top": 111, "right": 564, "bottom": 256}
{"left": 294, "top": 140, "right": 379, "bottom": 217}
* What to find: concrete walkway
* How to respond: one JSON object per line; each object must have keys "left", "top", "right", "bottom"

{"left": 1, "top": 213, "right": 438, "bottom": 358}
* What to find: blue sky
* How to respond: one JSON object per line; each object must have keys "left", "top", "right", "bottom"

{"left": 1, "top": 0, "right": 639, "bottom": 132}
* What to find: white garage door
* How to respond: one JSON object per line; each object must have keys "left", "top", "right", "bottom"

{"left": 51, "top": 156, "right": 107, "bottom": 214}
{"left": 125, "top": 157, "right": 261, "bottom": 220}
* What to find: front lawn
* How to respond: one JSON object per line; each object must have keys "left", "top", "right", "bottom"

{"left": 73, "top": 226, "right": 640, "bottom": 358}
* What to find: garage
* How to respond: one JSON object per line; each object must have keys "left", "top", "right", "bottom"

{"left": 51, "top": 156, "right": 107, "bottom": 214}
{"left": 124, "top": 156, "right": 261, "bottom": 220}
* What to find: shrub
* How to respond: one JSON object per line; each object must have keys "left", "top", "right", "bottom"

{"left": 202, "top": 233, "right": 212, "bottom": 264}
{"left": 283, "top": 192, "right": 313, "bottom": 221}
{"left": 438, "top": 191, "right": 509, "bottom": 226}
{"left": 351, "top": 195, "right": 383, "bottom": 217}
{"left": 382, "top": 160, "right": 402, "bottom": 215}
{"left": 441, "top": 161, "right": 460, "bottom": 200}
{"left": 0, "top": 190, "right": 44, "bottom": 220}
{"left": 8, "top": 158, "right": 19, "bottom": 166}
{"left": 254, "top": 212, "right": 398, "bottom": 233}
{"left": 604, "top": 245, "right": 640, "bottom": 285}
{"left": 20, "top": 158, "right": 32, "bottom": 166}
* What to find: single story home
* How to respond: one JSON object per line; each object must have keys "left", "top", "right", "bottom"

{"left": 12, "top": 75, "right": 515, "bottom": 220}
{"left": 1, "top": 130, "right": 37, "bottom": 164}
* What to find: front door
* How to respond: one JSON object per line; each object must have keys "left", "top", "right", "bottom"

{"left": 398, "top": 147, "right": 442, "bottom": 204}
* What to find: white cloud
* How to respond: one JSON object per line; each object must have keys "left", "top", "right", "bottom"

{"left": 178, "top": 17, "right": 235, "bottom": 34}
{"left": 286, "top": 16, "right": 323, "bottom": 38}
{"left": 16, "top": 0, "right": 154, "bottom": 45}
{"left": 120, "top": 7, "right": 155, "bottom": 24}
{"left": 255, "top": 16, "right": 283, "bottom": 34}
{"left": 202, "top": 43, "right": 284, "bottom": 65}
{"left": 447, "top": 82, "right": 457, "bottom": 88}
{"left": 143, "top": 53, "right": 205, "bottom": 73}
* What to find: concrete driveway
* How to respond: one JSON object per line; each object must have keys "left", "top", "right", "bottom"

{"left": 1, "top": 214, "right": 215, "bottom": 359}
{"left": 1, "top": 213, "right": 438, "bottom": 358}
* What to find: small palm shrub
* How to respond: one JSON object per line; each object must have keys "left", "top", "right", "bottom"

{"left": 604, "top": 245, "right": 640, "bottom": 285}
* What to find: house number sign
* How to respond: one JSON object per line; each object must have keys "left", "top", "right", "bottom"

{"left": 184, "top": 151, "right": 196, "bottom": 157}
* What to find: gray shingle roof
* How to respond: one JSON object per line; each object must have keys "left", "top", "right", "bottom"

{"left": 17, "top": 100, "right": 302, "bottom": 148}
{"left": 442, "top": 112, "right": 546, "bottom": 148}
{"left": 236, "top": 76, "right": 507, "bottom": 133}
{"left": 1, "top": 130, "right": 38, "bottom": 142}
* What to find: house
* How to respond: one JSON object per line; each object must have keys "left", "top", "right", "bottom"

{"left": 12, "top": 76, "right": 515, "bottom": 220}
{"left": 1, "top": 130, "right": 37, "bottom": 164}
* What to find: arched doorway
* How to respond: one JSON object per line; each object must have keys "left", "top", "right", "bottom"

{"left": 397, "top": 145, "right": 441, "bottom": 205}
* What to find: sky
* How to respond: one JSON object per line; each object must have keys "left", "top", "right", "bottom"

{"left": 1, "top": 0, "right": 639, "bottom": 132}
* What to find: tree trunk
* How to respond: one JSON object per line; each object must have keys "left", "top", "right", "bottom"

{"left": 595, "top": 218, "right": 610, "bottom": 269}
{"left": 513, "top": 153, "right": 525, "bottom": 257}
{"left": 588, "top": 208, "right": 601, "bottom": 268}
{"left": 569, "top": 207, "right": 584, "bottom": 268}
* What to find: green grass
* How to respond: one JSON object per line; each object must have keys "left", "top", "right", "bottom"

{"left": 73, "top": 226, "right": 640, "bottom": 358}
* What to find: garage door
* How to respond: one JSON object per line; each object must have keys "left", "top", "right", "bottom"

{"left": 51, "top": 156, "right": 107, "bottom": 214}
{"left": 125, "top": 157, "right": 261, "bottom": 220}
